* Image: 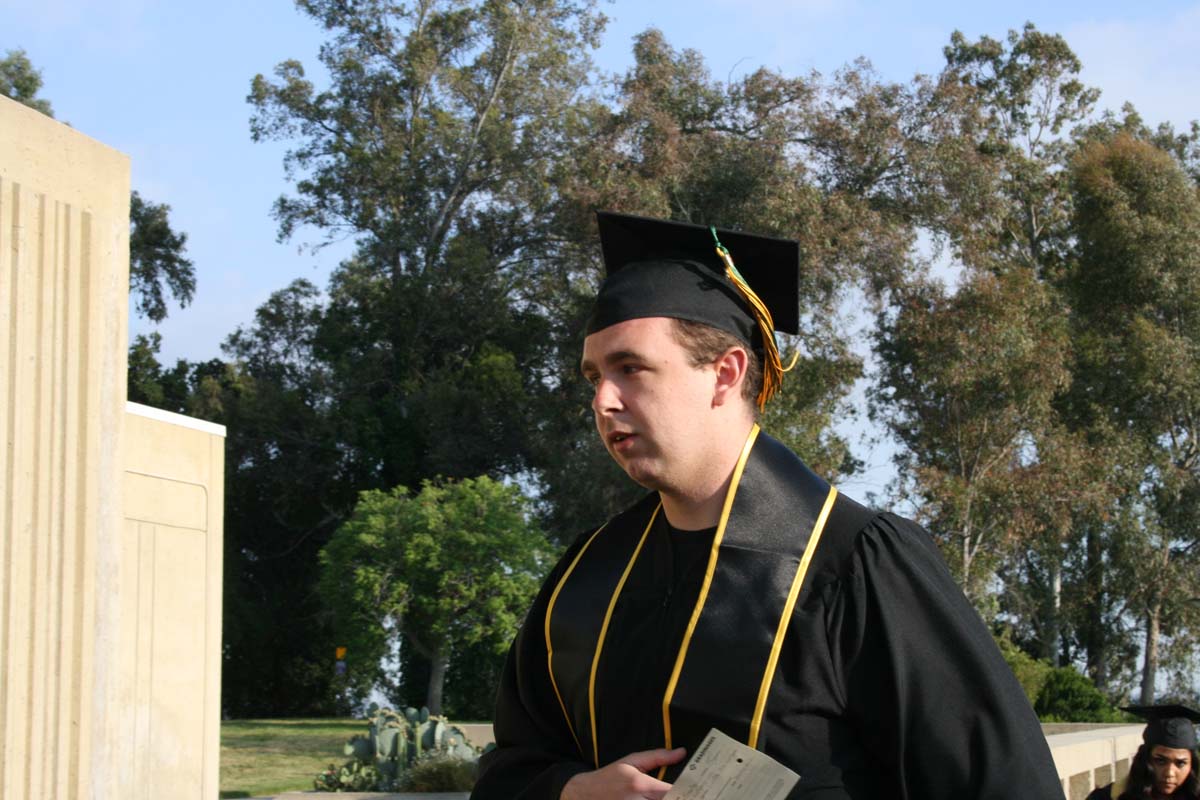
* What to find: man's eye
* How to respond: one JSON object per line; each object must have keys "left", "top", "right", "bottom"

{"left": 622, "top": 364, "right": 641, "bottom": 375}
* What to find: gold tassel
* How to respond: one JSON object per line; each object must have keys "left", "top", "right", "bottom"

{"left": 711, "top": 230, "right": 797, "bottom": 410}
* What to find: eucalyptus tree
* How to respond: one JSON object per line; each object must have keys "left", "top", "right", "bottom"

{"left": 1064, "top": 133, "right": 1200, "bottom": 702}
{"left": 248, "top": 0, "right": 606, "bottom": 487}
{"left": 856, "top": 26, "right": 1102, "bottom": 633}
{"left": 239, "top": 0, "right": 607, "bottom": 710}
{"left": 871, "top": 268, "right": 1071, "bottom": 607}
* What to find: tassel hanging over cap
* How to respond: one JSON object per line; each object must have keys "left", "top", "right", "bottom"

{"left": 711, "top": 227, "right": 797, "bottom": 410}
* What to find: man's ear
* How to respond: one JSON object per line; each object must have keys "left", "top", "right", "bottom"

{"left": 712, "top": 346, "right": 749, "bottom": 408}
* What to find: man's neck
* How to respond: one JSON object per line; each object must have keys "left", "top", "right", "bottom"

{"left": 658, "top": 419, "right": 755, "bottom": 530}
{"left": 659, "top": 477, "right": 731, "bottom": 530}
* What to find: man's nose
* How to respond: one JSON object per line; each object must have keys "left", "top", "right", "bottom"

{"left": 592, "top": 377, "right": 622, "bottom": 415}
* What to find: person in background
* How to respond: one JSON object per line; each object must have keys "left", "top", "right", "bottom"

{"left": 1088, "top": 705, "right": 1200, "bottom": 800}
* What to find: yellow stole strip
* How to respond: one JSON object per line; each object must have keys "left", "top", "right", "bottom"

{"left": 544, "top": 521, "right": 610, "bottom": 758}
{"left": 747, "top": 485, "right": 838, "bottom": 749}
{"left": 658, "top": 424, "right": 761, "bottom": 775}
{"left": 587, "top": 504, "right": 660, "bottom": 767}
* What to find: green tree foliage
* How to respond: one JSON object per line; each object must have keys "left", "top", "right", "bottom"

{"left": 0, "top": 47, "right": 53, "bottom": 116}
{"left": 229, "top": 1, "right": 607, "bottom": 710}
{"left": 855, "top": 24, "right": 1200, "bottom": 706}
{"left": 994, "top": 430, "right": 1130, "bottom": 671}
{"left": 939, "top": 22, "right": 1099, "bottom": 276}
{"left": 244, "top": 0, "right": 608, "bottom": 501}
{"left": 319, "top": 477, "right": 552, "bottom": 715}
{"left": 127, "top": 332, "right": 195, "bottom": 410}
{"left": 1063, "top": 133, "right": 1200, "bottom": 702}
{"left": 872, "top": 268, "right": 1071, "bottom": 605}
{"left": 129, "top": 190, "right": 196, "bottom": 323}
{"left": 864, "top": 25, "right": 1139, "bottom": 687}
{"left": 1034, "top": 666, "right": 1125, "bottom": 723}
{"left": 206, "top": 280, "right": 360, "bottom": 715}
{"left": 249, "top": 0, "right": 604, "bottom": 258}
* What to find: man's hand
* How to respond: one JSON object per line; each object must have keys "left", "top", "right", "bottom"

{"left": 560, "top": 747, "right": 687, "bottom": 800}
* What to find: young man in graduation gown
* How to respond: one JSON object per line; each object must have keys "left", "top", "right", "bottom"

{"left": 470, "top": 212, "right": 1063, "bottom": 800}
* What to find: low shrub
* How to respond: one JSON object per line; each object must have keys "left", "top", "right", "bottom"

{"left": 1035, "top": 666, "right": 1125, "bottom": 723}
{"left": 402, "top": 752, "right": 477, "bottom": 792}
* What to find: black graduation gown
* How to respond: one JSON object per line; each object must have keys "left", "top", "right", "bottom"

{"left": 471, "top": 428, "right": 1062, "bottom": 799}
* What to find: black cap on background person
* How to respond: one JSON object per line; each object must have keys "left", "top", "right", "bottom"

{"left": 1123, "top": 705, "right": 1200, "bottom": 749}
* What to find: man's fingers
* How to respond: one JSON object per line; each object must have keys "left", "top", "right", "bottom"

{"left": 561, "top": 752, "right": 686, "bottom": 800}
{"left": 619, "top": 746, "right": 687, "bottom": 773}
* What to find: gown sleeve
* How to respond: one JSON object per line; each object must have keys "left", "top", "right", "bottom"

{"left": 826, "top": 512, "right": 1064, "bottom": 799}
{"left": 470, "top": 535, "right": 595, "bottom": 800}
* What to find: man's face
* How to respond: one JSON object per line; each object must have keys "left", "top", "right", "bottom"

{"left": 1149, "top": 745, "right": 1192, "bottom": 796}
{"left": 580, "top": 317, "right": 719, "bottom": 493}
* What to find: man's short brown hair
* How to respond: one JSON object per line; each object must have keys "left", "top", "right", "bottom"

{"left": 671, "top": 318, "right": 762, "bottom": 407}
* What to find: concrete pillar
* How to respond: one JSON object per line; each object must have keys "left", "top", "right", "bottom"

{"left": 121, "top": 403, "right": 225, "bottom": 799}
{"left": 1, "top": 93, "right": 130, "bottom": 800}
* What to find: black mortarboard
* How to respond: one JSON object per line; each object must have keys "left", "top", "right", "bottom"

{"left": 589, "top": 211, "right": 800, "bottom": 339}
{"left": 588, "top": 212, "right": 801, "bottom": 408}
{"left": 1123, "top": 705, "right": 1200, "bottom": 749}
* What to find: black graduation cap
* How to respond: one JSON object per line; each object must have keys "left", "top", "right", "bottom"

{"left": 1122, "top": 705, "right": 1200, "bottom": 749}
{"left": 589, "top": 211, "right": 800, "bottom": 338}
{"left": 587, "top": 211, "right": 802, "bottom": 408}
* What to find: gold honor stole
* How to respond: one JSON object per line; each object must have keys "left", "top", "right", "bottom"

{"left": 544, "top": 425, "right": 839, "bottom": 770}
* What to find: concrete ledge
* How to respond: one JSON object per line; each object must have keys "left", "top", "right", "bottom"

{"left": 1045, "top": 725, "right": 1142, "bottom": 800}
{"left": 265, "top": 724, "right": 1141, "bottom": 800}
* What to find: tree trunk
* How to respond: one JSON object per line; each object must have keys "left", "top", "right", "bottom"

{"left": 1084, "top": 525, "right": 1108, "bottom": 690}
{"left": 961, "top": 533, "right": 972, "bottom": 601}
{"left": 426, "top": 648, "right": 449, "bottom": 716}
{"left": 1046, "top": 561, "right": 1062, "bottom": 667}
{"left": 1139, "top": 537, "right": 1174, "bottom": 705}
{"left": 1140, "top": 602, "right": 1161, "bottom": 705}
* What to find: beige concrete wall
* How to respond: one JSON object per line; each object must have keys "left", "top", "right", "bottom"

{"left": 121, "top": 402, "right": 225, "bottom": 800}
{"left": 1047, "top": 725, "right": 1143, "bottom": 800}
{"left": 1, "top": 95, "right": 131, "bottom": 800}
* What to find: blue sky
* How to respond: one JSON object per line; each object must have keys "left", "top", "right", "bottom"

{"left": 6, "top": 0, "right": 1200, "bottom": 495}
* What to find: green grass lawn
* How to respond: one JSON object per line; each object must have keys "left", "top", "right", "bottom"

{"left": 220, "top": 718, "right": 362, "bottom": 799}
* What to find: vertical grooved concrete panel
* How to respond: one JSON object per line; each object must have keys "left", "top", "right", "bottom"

{"left": 121, "top": 403, "right": 225, "bottom": 799}
{"left": 0, "top": 95, "right": 130, "bottom": 800}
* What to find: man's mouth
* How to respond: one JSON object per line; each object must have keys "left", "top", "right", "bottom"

{"left": 608, "top": 431, "right": 636, "bottom": 449}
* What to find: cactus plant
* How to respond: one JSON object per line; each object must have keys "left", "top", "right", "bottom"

{"left": 313, "top": 705, "right": 480, "bottom": 792}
